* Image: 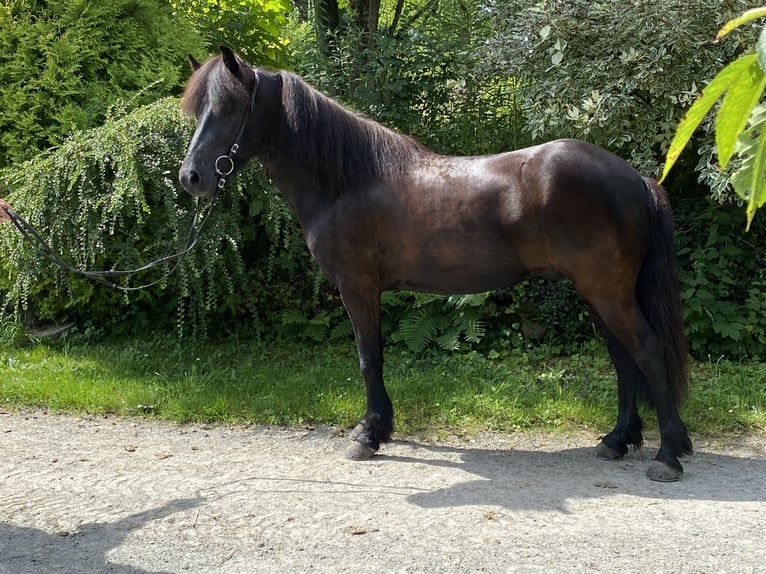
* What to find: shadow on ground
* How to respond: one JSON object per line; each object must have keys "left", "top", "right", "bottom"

{"left": 0, "top": 498, "right": 202, "bottom": 574}
{"left": 377, "top": 440, "right": 766, "bottom": 511}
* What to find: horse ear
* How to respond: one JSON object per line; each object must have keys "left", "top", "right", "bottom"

{"left": 188, "top": 54, "right": 201, "bottom": 71}
{"left": 220, "top": 46, "right": 240, "bottom": 76}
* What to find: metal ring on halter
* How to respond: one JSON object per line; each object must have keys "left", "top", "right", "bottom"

{"left": 215, "top": 154, "right": 235, "bottom": 177}
{"left": 215, "top": 154, "right": 235, "bottom": 189}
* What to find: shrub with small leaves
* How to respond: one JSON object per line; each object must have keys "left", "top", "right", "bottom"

{"left": 0, "top": 97, "right": 324, "bottom": 337}
{"left": 482, "top": 0, "right": 754, "bottom": 183}
{"left": 169, "top": 0, "right": 291, "bottom": 67}
{"left": 674, "top": 199, "right": 766, "bottom": 359}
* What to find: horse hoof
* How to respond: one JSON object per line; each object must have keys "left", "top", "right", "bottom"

{"left": 646, "top": 460, "right": 683, "bottom": 482}
{"left": 595, "top": 440, "right": 623, "bottom": 460}
{"left": 346, "top": 441, "right": 377, "bottom": 461}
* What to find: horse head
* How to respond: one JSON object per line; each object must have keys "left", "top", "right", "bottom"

{"left": 179, "top": 47, "right": 281, "bottom": 198}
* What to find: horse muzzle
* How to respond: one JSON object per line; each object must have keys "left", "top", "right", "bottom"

{"left": 179, "top": 160, "right": 216, "bottom": 199}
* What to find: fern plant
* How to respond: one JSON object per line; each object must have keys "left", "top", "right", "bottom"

{"left": 383, "top": 292, "right": 488, "bottom": 353}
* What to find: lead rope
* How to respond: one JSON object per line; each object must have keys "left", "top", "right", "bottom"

{"left": 4, "top": 198, "right": 215, "bottom": 292}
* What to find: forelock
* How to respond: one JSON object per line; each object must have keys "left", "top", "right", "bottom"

{"left": 181, "top": 56, "right": 249, "bottom": 117}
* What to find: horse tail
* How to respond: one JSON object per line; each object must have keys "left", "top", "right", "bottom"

{"left": 637, "top": 177, "right": 688, "bottom": 406}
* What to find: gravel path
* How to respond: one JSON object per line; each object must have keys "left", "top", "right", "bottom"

{"left": 1, "top": 411, "right": 764, "bottom": 573}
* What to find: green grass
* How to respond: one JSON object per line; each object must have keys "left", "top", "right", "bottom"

{"left": 1, "top": 336, "right": 764, "bottom": 437}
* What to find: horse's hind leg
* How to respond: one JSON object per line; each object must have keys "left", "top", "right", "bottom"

{"left": 585, "top": 307, "right": 645, "bottom": 459}
{"left": 631, "top": 328, "right": 692, "bottom": 481}
{"left": 585, "top": 293, "right": 691, "bottom": 481}
{"left": 597, "top": 338, "right": 646, "bottom": 457}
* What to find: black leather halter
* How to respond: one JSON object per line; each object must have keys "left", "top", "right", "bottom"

{"left": 213, "top": 69, "right": 260, "bottom": 191}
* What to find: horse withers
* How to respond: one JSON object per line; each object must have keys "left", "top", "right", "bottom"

{"left": 179, "top": 47, "right": 692, "bottom": 481}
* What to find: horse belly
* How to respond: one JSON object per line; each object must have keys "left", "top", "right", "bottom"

{"left": 394, "top": 272, "right": 520, "bottom": 295}
{"left": 388, "top": 237, "right": 527, "bottom": 294}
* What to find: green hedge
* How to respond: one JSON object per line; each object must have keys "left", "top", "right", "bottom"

{"left": 0, "top": 0, "right": 204, "bottom": 169}
{"left": 675, "top": 200, "right": 766, "bottom": 359}
{"left": 1, "top": 96, "right": 764, "bottom": 358}
{"left": 2, "top": 0, "right": 765, "bottom": 359}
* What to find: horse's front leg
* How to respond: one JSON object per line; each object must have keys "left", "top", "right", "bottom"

{"left": 339, "top": 284, "right": 393, "bottom": 460}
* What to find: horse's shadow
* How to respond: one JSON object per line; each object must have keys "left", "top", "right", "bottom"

{"left": 379, "top": 439, "right": 766, "bottom": 512}
{"left": 0, "top": 498, "right": 202, "bottom": 574}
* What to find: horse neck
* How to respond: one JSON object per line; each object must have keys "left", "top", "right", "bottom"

{"left": 257, "top": 153, "right": 334, "bottom": 228}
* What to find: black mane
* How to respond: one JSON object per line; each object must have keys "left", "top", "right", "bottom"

{"left": 273, "top": 71, "right": 425, "bottom": 194}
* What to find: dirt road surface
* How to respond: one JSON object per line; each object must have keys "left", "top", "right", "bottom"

{"left": 1, "top": 411, "right": 764, "bottom": 573}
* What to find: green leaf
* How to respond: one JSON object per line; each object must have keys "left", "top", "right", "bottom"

{"left": 449, "top": 293, "right": 489, "bottom": 309}
{"left": 746, "top": 121, "right": 766, "bottom": 230}
{"left": 716, "top": 57, "right": 766, "bottom": 168}
{"left": 758, "top": 26, "right": 766, "bottom": 72}
{"left": 661, "top": 54, "right": 757, "bottom": 182}
{"left": 728, "top": 104, "right": 766, "bottom": 230}
{"left": 397, "top": 308, "right": 447, "bottom": 353}
{"left": 716, "top": 7, "right": 766, "bottom": 41}
{"left": 281, "top": 309, "right": 308, "bottom": 326}
{"left": 437, "top": 328, "right": 461, "bottom": 351}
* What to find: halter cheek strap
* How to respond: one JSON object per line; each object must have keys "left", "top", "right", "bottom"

{"left": 214, "top": 69, "right": 261, "bottom": 190}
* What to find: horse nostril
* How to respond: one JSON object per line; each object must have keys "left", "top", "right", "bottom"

{"left": 180, "top": 167, "right": 201, "bottom": 190}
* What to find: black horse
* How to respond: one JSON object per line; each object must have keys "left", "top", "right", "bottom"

{"left": 179, "top": 48, "right": 692, "bottom": 481}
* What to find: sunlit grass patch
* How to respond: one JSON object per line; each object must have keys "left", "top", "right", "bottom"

{"left": 1, "top": 336, "right": 764, "bottom": 438}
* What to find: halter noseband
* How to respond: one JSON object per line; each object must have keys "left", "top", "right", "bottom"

{"left": 214, "top": 68, "right": 261, "bottom": 190}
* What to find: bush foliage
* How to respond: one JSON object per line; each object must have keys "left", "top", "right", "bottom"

{"left": 283, "top": 0, "right": 766, "bottom": 359}
{"left": 483, "top": 0, "right": 755, "bottom": 185}
{"left": 169, "top": 0, "right": 290, "bottom": 66}
{"left": 675, "top": 200, "right": 766, "bottom": 359}
{"left": 1, "top": 0, "right": 764, "bottom": 360}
